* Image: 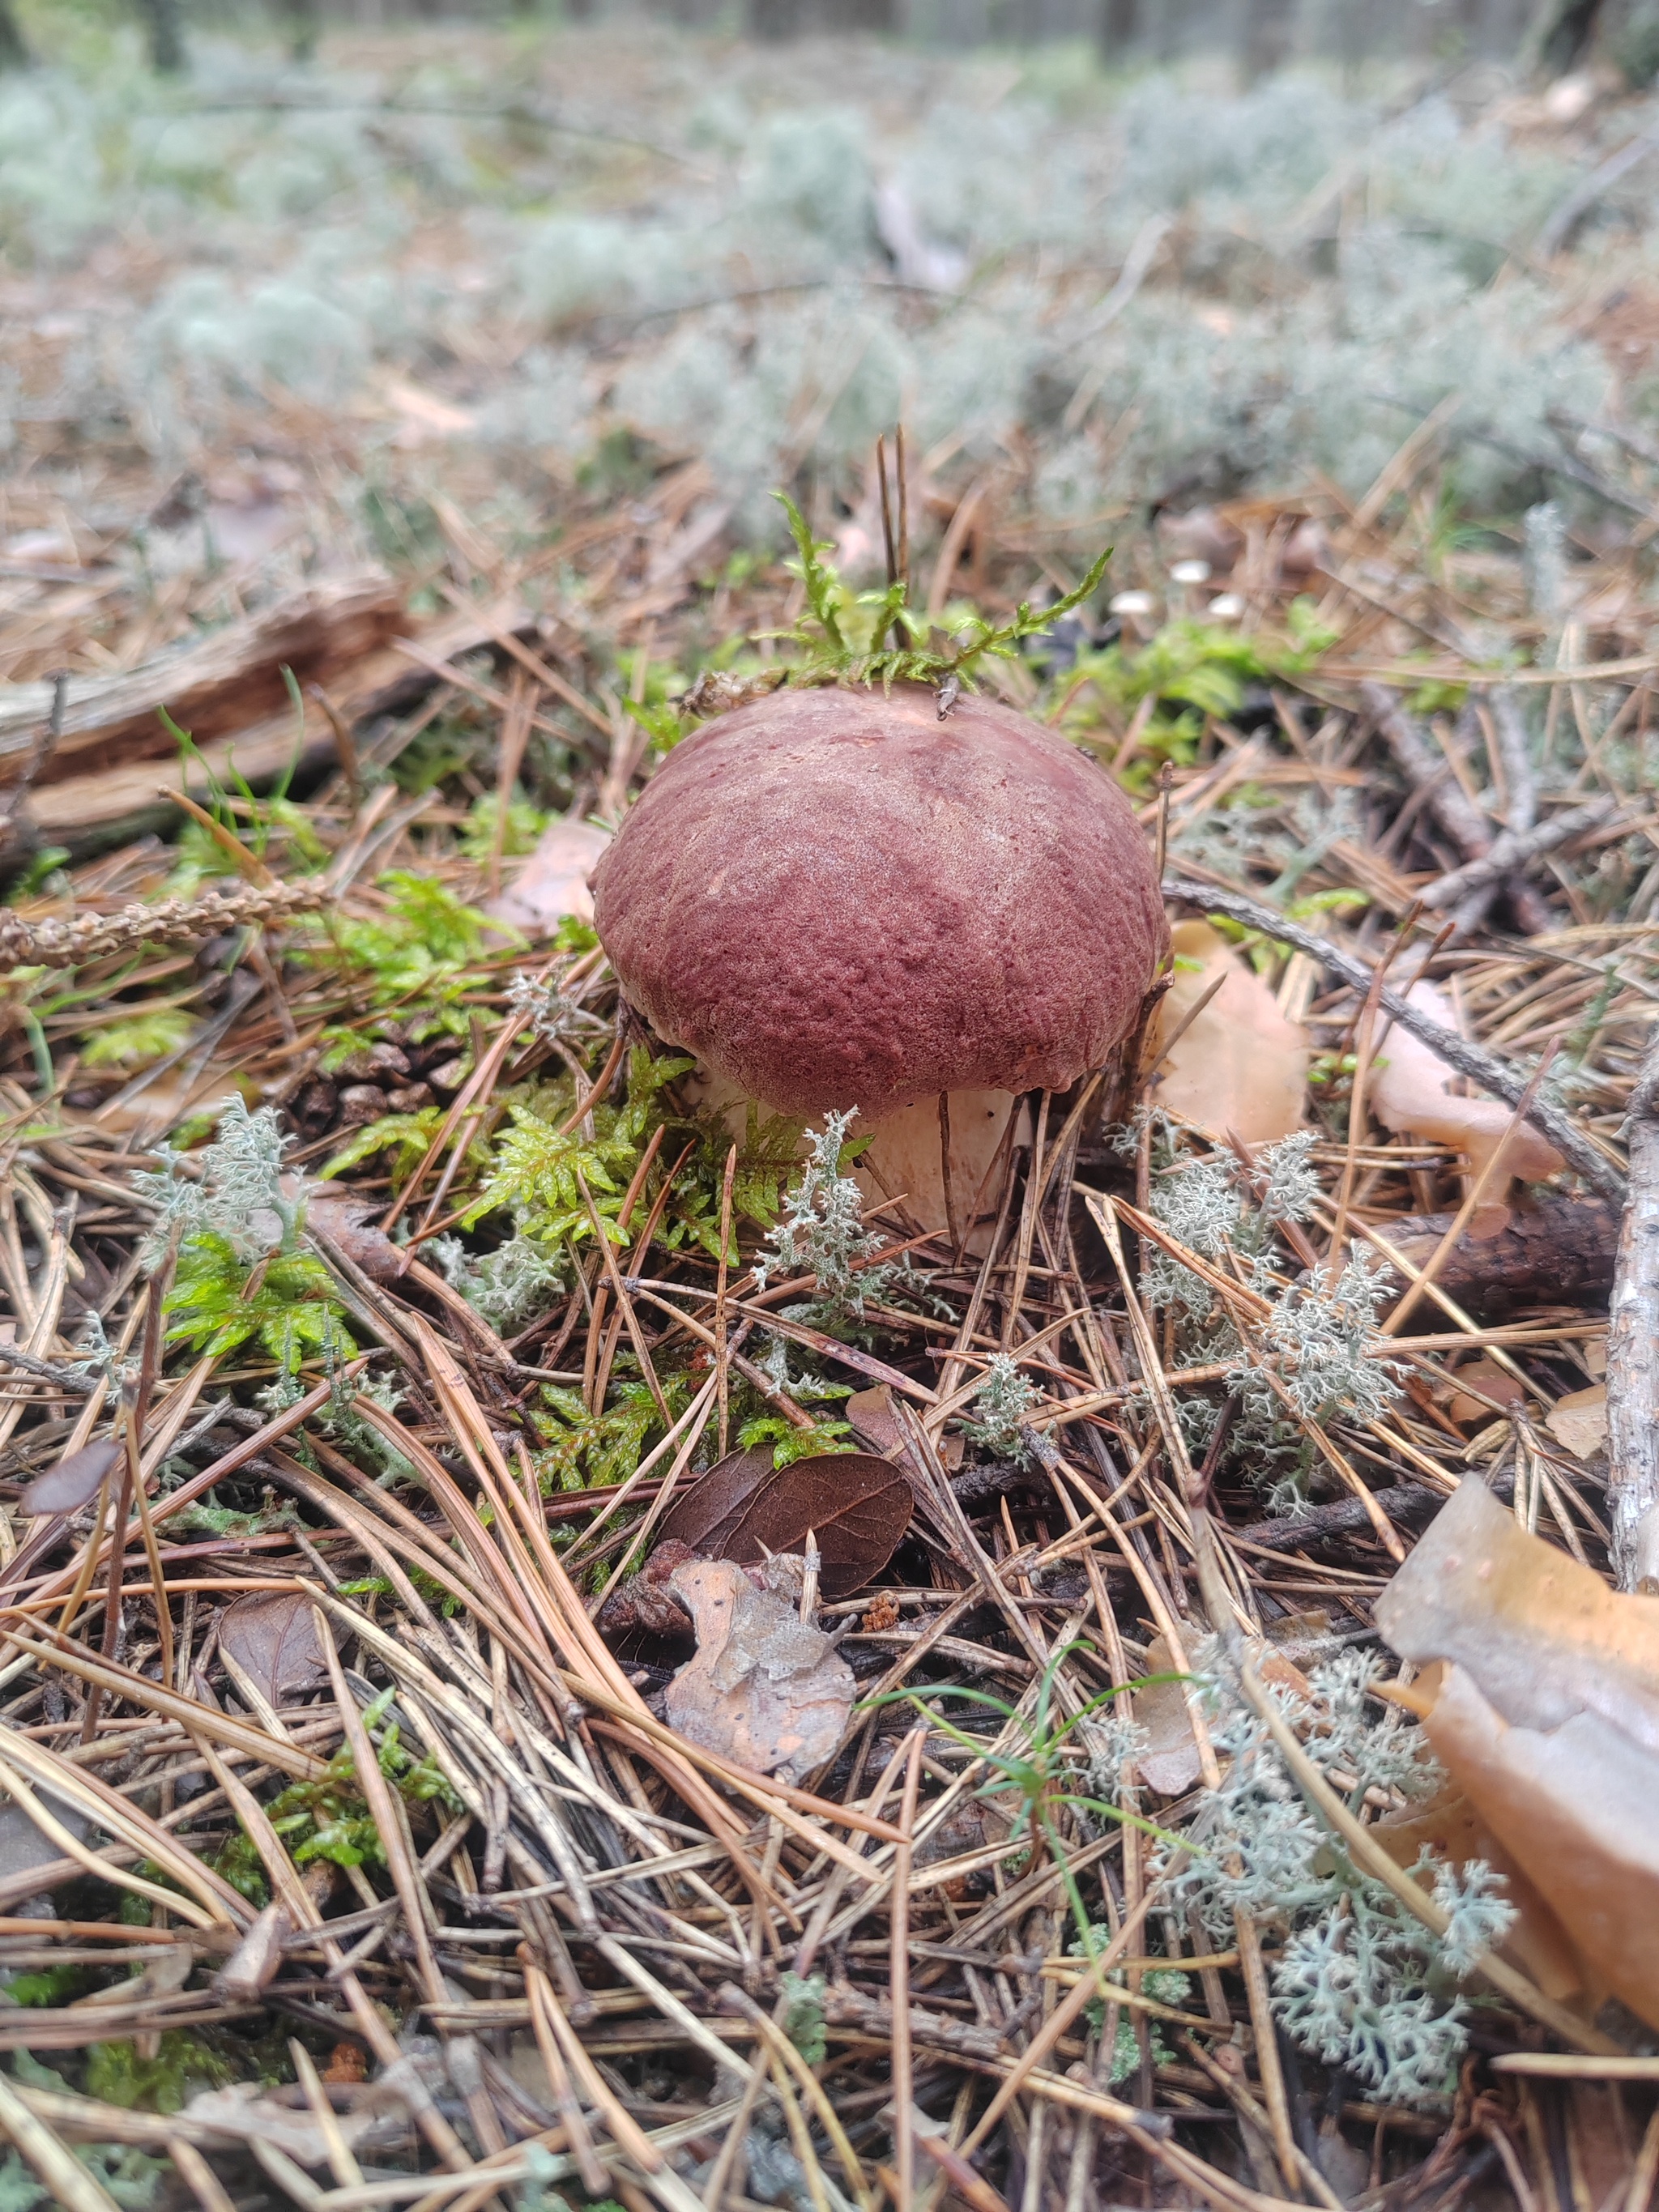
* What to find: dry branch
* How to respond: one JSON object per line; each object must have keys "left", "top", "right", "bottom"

{"left": 1609, "top": 1029, "right": 1659, "bottom": 1589}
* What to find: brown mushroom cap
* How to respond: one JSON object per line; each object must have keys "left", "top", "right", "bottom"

{"left": 591, "top": 682, "right": 1167, "bottom": 1119}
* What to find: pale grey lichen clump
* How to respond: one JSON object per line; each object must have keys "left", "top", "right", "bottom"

{"left": 0, "top": 48, "right": 1619, "bottom": 540}
{"left": 1166, "top": 1650, "right": 1516, "bottom": 2104}
{"left": 428, "top": 1232, "right": 567, "bottom": 1334}
{"left": 755, "top": 1109, "right": 889, "bottom": 1317}
{"left": 135, "top": 1093, "right": 299, "bottom": 1259}
{"left": 966, "top": 1350, "right": 1039, "bottom": 1463}
{"left": 1138, "top": 1126, "right": 1403, "bottom": 1511}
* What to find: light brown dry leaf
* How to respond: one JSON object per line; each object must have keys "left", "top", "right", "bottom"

{"left": 1370, "top": 981, "right": 1563, "bottom": 1191}
{"left": 1444, "top": 1357, "right": 1529, "bottom": 1426}
{"left": 663, "top": 1555, "right": 854, "bottom": 1782}
{"left": 219, "top": 1592, "right": 326, "bottom": 1708}
{"left": 185, "top": 2082, "right": 394, "bottom": 2163}
{"left": 1375, "top": 1477, "right": 1659, "bottom": 2029}
{"left": 1546, "top": 1385, "right": 1608, "bottom": 1462}
{"left": 1132, "top": 1629, "right": 1310, "bottom": 1797}
{"left": 488, "top": 816, "right": 611, "bottom": 932}
{"left": 1132, "top": 1634, "right": 1205, "bottom": 1796}
{"left": 1149, "top": 921, "right": 1308, "bottom": 1144}
{"left": 19, "top": 1438, "right": 122, "bottom": 1519}
{"left": 71, "top": 1942, "right": 193, "bottom": 2008}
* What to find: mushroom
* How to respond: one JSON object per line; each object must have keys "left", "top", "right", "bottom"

{"left": 590, "top": 681, "right": 1167, "bottom": 1240}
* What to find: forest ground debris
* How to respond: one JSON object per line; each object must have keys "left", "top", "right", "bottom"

{"left": 0, "top": 205, "right": 1656, "bottom": 2201}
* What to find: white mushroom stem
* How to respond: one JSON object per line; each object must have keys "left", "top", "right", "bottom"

{"left": 854, "top": 1090, "right": 1020, "bottom": 1251}
{"left": 681, "top": 1070, "right": 1021, "bottom": 1247}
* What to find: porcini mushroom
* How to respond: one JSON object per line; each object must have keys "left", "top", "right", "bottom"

{"left": 591, "top": 681, "right": 1166, "bottom": 1238}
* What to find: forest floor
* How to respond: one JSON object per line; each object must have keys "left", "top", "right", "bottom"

{"left": 0, "top": 28, "right": 1657, "bottom": 2212}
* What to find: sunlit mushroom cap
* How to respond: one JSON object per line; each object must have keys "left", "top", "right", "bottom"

{"left": 591, "top": 682, "right": 1167, "bottom": 1119}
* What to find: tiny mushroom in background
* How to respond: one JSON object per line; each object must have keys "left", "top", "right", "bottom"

{"left": 591, "top": 681, "right": 1167, "bottom": 1239}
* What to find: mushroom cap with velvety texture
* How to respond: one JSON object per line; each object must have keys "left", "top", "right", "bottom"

{"left": 591, "top": 682, "right": 1167, "bottom": 1119}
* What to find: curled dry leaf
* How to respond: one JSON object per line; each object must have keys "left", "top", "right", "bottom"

{"left": 664, "top": 1555, "right": 855, "bottom": 1781}
{"left": 19, "top": 1437, "right": 122, "bottom": 1519}
{"left": 1371, "top": 981, "right": 1563, "bottom": 1195}
{"left": 72, "top": 1941, "right": 194, "bottom": 2007}
{"left": 846, "top": 1383, "right": 962, "bottom": 1475}
{"left": 1149, "top": 921, "right": 1308, "bottom": 1144}
{"left": 1375, "top": 1477, "right": 1659, "bottom": 2029}
{"left": 660, "top": 1444, "right": 912, "bottom": 1600}
{"left": 487, "top": 816, "right": 611, "bottom": 932}
{"left": 1132, "top": 1629, "right": 1311, "bottom": 1796}
{"left": 220, "top": 1591, "right": 327, "bottom": 1707}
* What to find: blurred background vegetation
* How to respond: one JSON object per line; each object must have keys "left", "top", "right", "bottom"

{"left": 6, "top": 0, "right": 1659, "bottom": 633}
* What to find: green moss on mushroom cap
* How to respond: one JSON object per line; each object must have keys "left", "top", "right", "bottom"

{"left": 591, "top": 682, "right": 1167, "bottom": 1127}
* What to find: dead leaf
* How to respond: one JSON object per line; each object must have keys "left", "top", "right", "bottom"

{"left": 663, "top": 1555, "right": 855, "bottom": 1781}
{"left": 219, "top": 1592, "right": 326, "bottom": 1707}
{"left": 1370, "top": 981, "right": 1563, "bottom": 1187}
{"left": 846, "top": 1384, "right": 962, "bottom": 1473}
{"left": 72, "top": 1942, "right": 194, "bottom": 2007}
{"left": 660, "top": 1445, "right": 912, "bottom": 1600}
{"left": 1132, "top": 1634, "right": 1204, "bottom": 1796}
{"left": 1131, "top": 1630, "right": 1308, "bottom": 1796}
{"left": 19, "top": 1437, "right": 122, "bottom": 1519}
{"left": 1546, "top": 1384, "right": 1608, "bottom": 1461}
{"left": 1375, "top": 1477, "right": 1659, "bottom": 2029}
{"left": 1150, "top": 921, "right": 1308, "bottom": 1144}
{"left": 488, "top": 816, "right": 612, "bottom": 933}
{"left": 305, "top": 1190, "right": 406, "bottom": 1281}
{"left": 1444, "top": 1357, "right": 1529, "bottom": 1426}
{"left": 185, "top": 2082, "right": 387, "bottom": 2164}
{"left": 211, "top": 1903, "right": 290, "bottom": 2005}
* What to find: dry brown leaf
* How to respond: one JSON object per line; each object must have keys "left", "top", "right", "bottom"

{"left": 659, "top": 1443, "right": 912, "bottom": 1600}
{"left": 1149, "top": 921, "right": 1308, "bottom": 1144}
{"left": 488, "top": 816, "right": 611, "bottom": 933}
{"left": 19, "top": 1438, "right": 122, "bottom": 1519}
{"left": 1132, "top": 1629, "right": 1307, "bottom": 1795}
{"left": 185, "top": 2082, "right": 390, "bottom": 2164}
{"left": 1546, "top": 1384, "right": 1608, "bottom": 1461}
{"left": 663, "top": 1555, "right": 854, "bottom": 1781}
{"left": 1444, "top": 1357, "right": 1529, "bottom": 1426}
{"left": 1375, "top": 1477, "right": 1659, "bottom": 2029}
{"left": 1370, "top": 981, "right": 1563, "bottom": 1188}
{"left": 1132, "top": 1634, "right": 1205, "bottom": 1796}
{"left": 219, "top": 1592, "right": 326, "bottom": 1707}
{"left": 71, "top": 1941, "right": 193, "bottom": 2008}
{"left": 211, "top": 1903, "right": 291, "bottom": 2005}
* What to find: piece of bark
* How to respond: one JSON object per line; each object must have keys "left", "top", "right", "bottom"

{"left": 1608, "top": 1034, "right": 1659, "bottom": 1590}
{"left": 1357, "top": 1195, "right": 1619, "bottom": 1319}
{"left": 22, "top": 590, "right": 536, "bottom": 855}
{"left": 1233, "top": 1477, "right": 1512, "bottom": 1554}
{"left": 1, "top": 572, "right": 401, "bottom": 784}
